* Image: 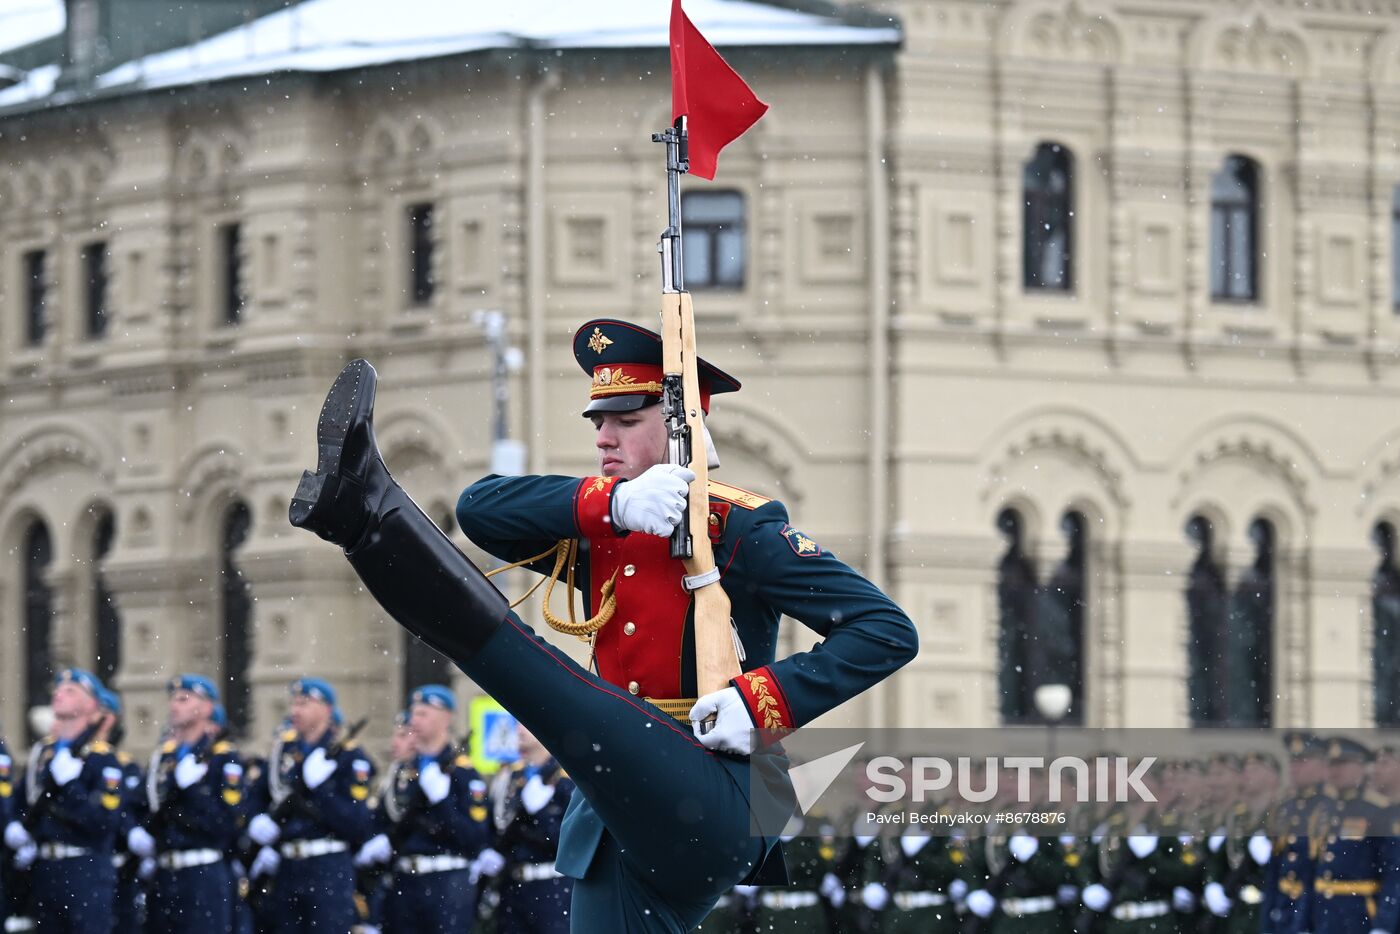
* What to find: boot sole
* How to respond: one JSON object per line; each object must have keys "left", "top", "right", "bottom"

{"left": 289, "top": 358, "right": 376, "bottom": 529}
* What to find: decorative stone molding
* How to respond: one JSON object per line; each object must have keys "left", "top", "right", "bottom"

{"left": 1000, "top": 0, "right": 1126, "bottom": 65}
{"left": 1189, "top": 7, "right": 1315, "bottom": 78}
{"left": 0, "top": 423, "right": 115, "bottom": 500}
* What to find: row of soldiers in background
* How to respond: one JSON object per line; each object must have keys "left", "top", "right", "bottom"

{"left": 0, "top": 668, "right": 574, "bottom": 933}
{"left": 695, "top": 732, "right": 1400, "bottom": 934}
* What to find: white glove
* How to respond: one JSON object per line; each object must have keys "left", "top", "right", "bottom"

{"left": 1173, "top": 885, "right": 1196, "bottom": 912}
{"left": 1082, "top": 883, "right": 1112, "bottom": 912}
{"left": 732, "top": 884, "right": 758, "bottom": 899}
{"left": 49, "top": 747, "right": 83, "bottom": 786}
{"left": 1249, "top": 833, "right": 1273, "bottom": 866}
{"left": 949, "top": 878, "right": 969, "bottom": 901}
{"left": 611, "top": 464, "right": 695, "bottom": 536}
{"left": 1370, "top": 929, "right": 1393, "bottom": 934}
{"left": 1008, "top": 834, "right": 1039, "bottom": 862}
{"left": 967, "top": 889, "right": 996, "bottom": 918}
{"left": 862, "top": 882, "right": 890, "bottom": 911}
{"left": 138, "top": 857, "right": 156, "bottom": 880}
{"left": 14, "top": 842, "right": 36, "bottom": 869}
{"left": 250, "top": 846, "right": 280, "bottom": 879}
{"left": 521, "top": 774, "right": 555, "bottom": 815}
{"left": 302, "top": 747, "right": 338, "bottom": 790}
{"left": 127, "top": 826, "right": 156, "bottom": 858}
{"left": 174, "top": 754, "right": 209, "bottom": 790}
{"left": 4, "top": 821, "right": 34, "bottom": 851}
{"left": 361, "top": 927, "right": 383, "bottom": 934}
{"left": 1127, "top": 834, "right": 1158, "bottom": 858}
{"left": 1204, "top": 882, "right": 1232, "bottom": 917}
{"left": 354, "top": 833, "right": 392, "bottom": 867}
{"left": 1057, "top": 884, "right": 1079, "bottom": 905}
{"left": 419, "top": 762, "right": 451, "bottom": 805}
{"left": 248, "top": 813, "right": 281, "bottom": 846}
{"left": 689, "top": 687, "right": 754, "bottom": 757}
{"left": 819, "top": 872, "right": 842, "bottom": 902}
{"left": 1208, "top": 833, "right": 1226, "bottom": 853}
{"left": 475, "top": 847, "right": 506, "bottom": 878}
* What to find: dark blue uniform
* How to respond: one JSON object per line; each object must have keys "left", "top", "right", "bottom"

{"left": 1309, "top": 784, "right": 1400, "bottom": 933}
{"left": 111, "top": 748, "right": 147, "bottom": 934}
{"left": 1262, "top": 782, "right": 1330, "bottom": 933}
{"left": 374, "top": 745, "right": 490, "bottom": 932}
{"left": 16, "top": 737, "right": 124, "bottom": 933}
{"left": 456, "top": 471, "right": 918, "bottom": 931}
{"left": 263, "top": 727, "right": 375, "bottom": 932}
{"left": 489, "top": 758, "right": 575, "bottom": 934}
{"left": 144, "top": 734, "right": 245, "bottom": 932}
{"left": 0, "top": 736, "right": 13, "bottom": 924}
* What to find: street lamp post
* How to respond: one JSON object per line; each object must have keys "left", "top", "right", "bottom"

{"left": 474, "top": 309, "right": 525, "bottom": 476}
{"left": 1035, "top": 683, "right": 1073, "bottom": 774}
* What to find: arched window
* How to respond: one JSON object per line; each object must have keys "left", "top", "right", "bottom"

{"left": 1023, "top": 143, "right": 1075, "bottom": 292}
{"left": 996, "top": 508, "right": 1037, "bottom": 723}
{"left": 1185, "top": 515, "right": 1228, "bottom": 726}
{"left": 1210, "top": 155, "right": 1260, "bottom": 302}
{"left": 221, "top": 502, "right": 253, "bottom": 736}
{"left": 93, "top": 512, "right": 120, "bottom": 687}
{"left": 1225, "top": 518, "right": 1274, "bottom": 726}
{"left": 1034, "top": 511, "right": 1086, "bottom": 724}
{"left": 1373, "top": 522, "right": 1400, "bottom": 727}
{"left": 24, "top": 520, "right": 54, "bottom": 742}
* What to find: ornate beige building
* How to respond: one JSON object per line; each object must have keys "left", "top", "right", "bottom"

{"left": 3, "top": 0, "right": 1400, "bottom": 753}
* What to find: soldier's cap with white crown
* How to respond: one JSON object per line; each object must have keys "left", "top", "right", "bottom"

{"left": 573, "top": 318, "right": 740, "bottom": 417}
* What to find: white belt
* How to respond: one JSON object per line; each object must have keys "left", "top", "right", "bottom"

{"left": 395, "top": 853, "right": 470, "bottom": 874}
{"left": 1240, "top": 885, "right": 1264, "bottom": 905}
{"left": 280, "top": 838, "right": 348, "bottom": 860}
{"left": 4, "top": 918, "right": 36, "bottom": 932}
{"left": 895, "top": 891, "right": 949, "bottom": 910}
{"left": 761, "top": 891, "right": 820, "bottom": 910}
{"left": 1113, "top": 900, "right": 1170, "bottom": 921}
{"left": 37, "top": 843, "right": 88, "bottom": 860}
{"left": 158, "top": 848, "right": 222, "bottom": 871}
{"left": 1002, "top": 895, "right": 1057, "bottom": 916}
{"left": 513, "top": 861, "right": 563, "bottom": 883}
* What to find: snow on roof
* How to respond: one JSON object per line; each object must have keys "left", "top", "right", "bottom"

{"left": 0, "top": 0, "right": 63, "bottom": 56}
{"left": 0, "top": 0, "right": 898, "bottom": 111}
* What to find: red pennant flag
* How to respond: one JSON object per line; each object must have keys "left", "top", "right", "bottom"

{"left": 670, "top": 0, "right": 769, "bottom": 180}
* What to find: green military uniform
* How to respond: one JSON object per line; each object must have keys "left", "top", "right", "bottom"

{"left": 969, "top": 827, "right": 1072, "bottom": 933}
{"left": 748, "top": 815, "right": 840, "bottom": 933}
{"left": 882, "top": 814, "right": 962, "bottom": 933}
{"left": 1203, "top": 803, "right": 1272, "bottom": 933}
{"left": 1079, "top": 805, "right": 1196, "bottom": 933}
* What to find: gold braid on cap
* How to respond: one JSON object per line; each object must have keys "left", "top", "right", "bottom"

{"left": 484, "top": 540, "right": 617, "bottom": 638}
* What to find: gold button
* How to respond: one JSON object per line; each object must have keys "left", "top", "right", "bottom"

{"left": 627, "top": 681, "right": 640, "bottom": 695}
{"left": 623, "top": 564, "right": 636, "bottom": 577}
{"left": 623, "top": 622, "right": 636, "bottom": 635}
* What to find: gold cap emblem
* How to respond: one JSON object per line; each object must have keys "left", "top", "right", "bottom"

{"left": 588, "top": 328, "right": 613, "bottom": 354}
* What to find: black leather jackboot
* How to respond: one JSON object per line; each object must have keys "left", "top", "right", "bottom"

{"left": 289, "top": 358, "right": 508, "bottom": 661}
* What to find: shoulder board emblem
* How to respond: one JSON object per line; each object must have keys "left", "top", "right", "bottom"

{"left": 212, "top": 741, "right": 235, "bottom": 755}
{"left": 1365, "top": 789, "right": 1390, "bottom": 808}
{"left": 342, "top": 740, "right": 360, "bottom": 751}
{"left": 88, "top": 741, "right": 111, "bottom": 754}
{"left": 117, "top": 750, "right": 132, "bottom": 765}
{"left": 280, "top": 729, "right": 298, "bottom": 742}
{"left": 455, "top": 755, "right": 472, "bottom": 768}
{"left": 161, "top": 739, "right": 178, "bottom": 754}
{"left": 707, "top": 480, "right": 771, "bottom": 510}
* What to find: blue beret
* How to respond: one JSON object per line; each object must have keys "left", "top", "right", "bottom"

{"left": 53, "top": 668, "right": 103, "bottom": 698}
{"left": 409, "top": 684, "right": 456, "bottom": 712}
{"left": 289, "top": 678, "right": 336, "bottom": 707}
{"left": 394, "top": 709, "right": 411, "bottom": 729}
{"left": 167, "top": 674, "right": 220, "bottom": 703}
{"left": 331, "top": 706, "right": 344, "bottom": 727}
{"left": 97, "top": 686, "right": 122, "bottom": 716}
{"left": 211, "top": 705, "right": 228, "bottom": 728}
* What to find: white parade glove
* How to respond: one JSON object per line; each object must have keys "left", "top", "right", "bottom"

{"left": 250, "top": 846, "right": 280, "bottom": 879}
{"left": 49, "top": 747, "right": 83, "bottom": 786}
{"left": 4, "top": 821, "right": 34, "bottom": 851}
{"left": 354, "top": 833, "right": 392, "bottom": 867}
{"left": 138, "top": 857, "right": 156, "bottom": 880}
{"left": 820, "top": 872, "right": 842, "bottom": 902}
{"left": 967, "top": 889, "right": 996, "bottom": 918}
{"left": 1204, "top": 882, "right": 1232, "bottom": 917}
{"left": 1370, "top": 929, "right": 1393, "bottom": 934}
{"left": 302, "top": 747, "right": 338, "bottom": 790}
{"left": 1082, "top": 883, "right": 1112, "bottom": 912}
{"left": 248, "top": 813, "right": 281, "bottom": 846}
{"left": 418, "top": 762, "right": 451, "bottom": 805}
{"left": 127, "top": 826, "right": 156, "bottom": 858}
{"left": 689, "top": 687, "right": 754, "bottom": 757}
{"left": 1173, "top": 886, "right": 1196, "bottom": 912}
{"left": 1249, "top": 833, "right": 1273, "bottom": 866}
{"left": 1127, "top": 834, "right": 1158, "bottom": 858}
{"left": 521, "top": 774, "right": 556, "bottom": 815}
{"left": 1008, "top": 834, "right": 1039, "bottom": 862}
{"left": 949, "top": 878, "right": 969, "bottom": 901}
{"left": 733, "top": 884, "right": 758, "bottom": 899}
{"left": 174, "top": 754, "right": 209, "bottom": 790}
{"left": 475, "top": 847, "right": 505, "bottom": 878}
{"left": 1208, "top": 833, "right": 1226, "bottom": 853}
{"left": 15, "top": 842, "right": 36, "bottom": 869}
{"left": 900, "top": 834, "right": 930, "bottom": 857}
{"left": 611, "top": 464, "right": 695, "bottom": 536}
{"left": 1058, "top": 884, "right": 1079, "bottom": 905}
{"left": 361, "top": 927, "right": 382, "bottom": 934}
{"left": 862, "top": 882, "right": 890, "bottom": 911}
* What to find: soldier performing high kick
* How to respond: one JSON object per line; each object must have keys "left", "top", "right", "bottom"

{"left": 286, "top": 319, "right": 918, "bottom": 931}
